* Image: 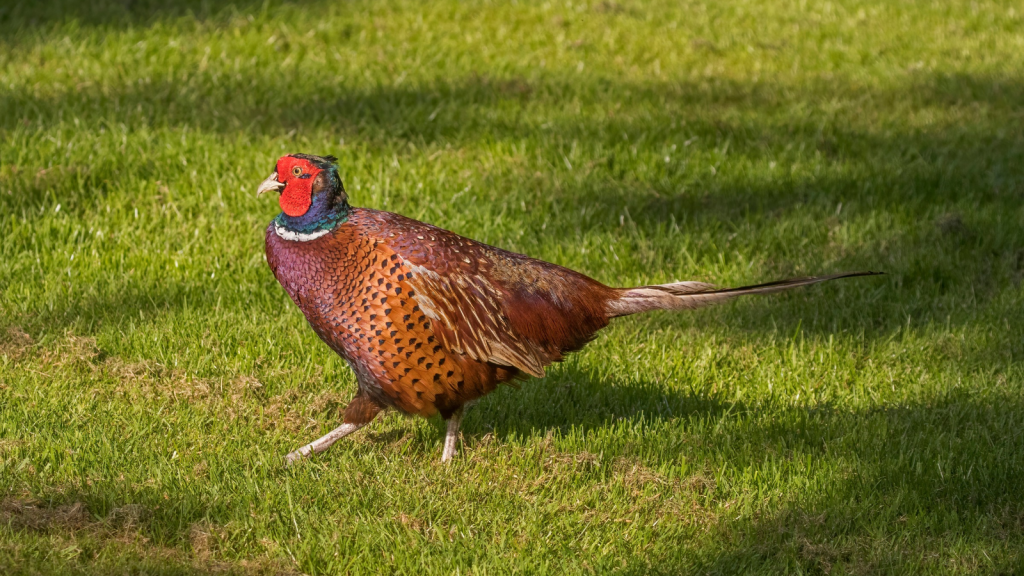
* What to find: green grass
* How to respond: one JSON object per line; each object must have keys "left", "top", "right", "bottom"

{"left": 1, "top": 0, "right": 1023, "bottom": 573}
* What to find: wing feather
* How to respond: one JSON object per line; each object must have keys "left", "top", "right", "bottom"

{"left": 407, "top": 263, "right": 548, "bottom": 377}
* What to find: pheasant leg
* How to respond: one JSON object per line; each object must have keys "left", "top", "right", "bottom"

{"left": 284, "top": 392, "right": 382, "bottom": 465}
{"left": 285, "top": 422, "right": 362, "bottom": 464}
{"left": 441, "top": 406, "right": 464, "bottom": 463}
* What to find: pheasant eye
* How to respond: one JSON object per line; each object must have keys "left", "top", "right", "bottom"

{"left": 291, "top": 166, "right": 303, "bottom": 177}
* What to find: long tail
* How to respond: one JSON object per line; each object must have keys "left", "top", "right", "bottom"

{"left": 605, "top": 271, "right": 883, "bottom": 318}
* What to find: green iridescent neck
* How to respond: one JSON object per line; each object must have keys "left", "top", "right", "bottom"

{"left": 275, "top": 202, "right": 349, "bottom": 234}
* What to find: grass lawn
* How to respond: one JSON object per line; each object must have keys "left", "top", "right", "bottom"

{"left": 2, "top": 0, "right": 1023, "bottom": 573}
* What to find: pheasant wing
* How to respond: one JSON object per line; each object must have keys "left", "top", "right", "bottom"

{"left": 402, "top": 263, "right": 548, "bottom": 377}
{"left": 379, "top": 219, "right": 557, "bottom": 377}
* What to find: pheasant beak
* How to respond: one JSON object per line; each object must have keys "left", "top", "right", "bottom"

{"left": 256, "top": 172, "right": 285, "bottom": 197}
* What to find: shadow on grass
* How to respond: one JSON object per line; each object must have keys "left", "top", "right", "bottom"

{"left": 3, "top": 70, "right": 1021, "bottom": 231}
{"left": 0, "top": 275, "right": 227, "bottom": 338}
{"left": 0, "top": 0, "right": 292, "bottom": 31}
{"left": 463, "top": 362, "right": 1024, "bottom": 572}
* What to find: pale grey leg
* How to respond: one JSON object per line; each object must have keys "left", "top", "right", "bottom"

{"left": 285, "top": 422, "right": 362, "bottom": 465}
{"left": 441, "top": 406, "right": 465, "bottom": 463}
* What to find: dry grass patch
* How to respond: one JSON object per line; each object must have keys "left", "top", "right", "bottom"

{"left": 0, "top": 326, "right": 33, "bottom": 361}
{"left": 1, "top": 499, "right": 91, "bottom": 532}
{"left": 0, "top": 498, "right": 298, "bottom": 575}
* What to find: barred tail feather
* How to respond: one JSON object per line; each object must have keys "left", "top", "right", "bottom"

{"left": 605, "top": 271, "right": 883, "bottom": 318}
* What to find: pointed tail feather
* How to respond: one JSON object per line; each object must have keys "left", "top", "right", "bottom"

{"left": 605, "top": 271, "right": 883, "bottom": 318}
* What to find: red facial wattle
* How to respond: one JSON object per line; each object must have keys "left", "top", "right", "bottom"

{"left": 279, "top": 176, "right": 313, "bottom": 217}
{"left": 277, "top": 159, "right": 319, "bottom": 217}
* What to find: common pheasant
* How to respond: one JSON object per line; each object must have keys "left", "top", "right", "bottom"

{"left": 258, "top": 153, "right": 879, "bottom": 463}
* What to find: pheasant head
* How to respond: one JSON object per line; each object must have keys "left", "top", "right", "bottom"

{"left": 258, "top": 153, "right": 348, "bottom": 237}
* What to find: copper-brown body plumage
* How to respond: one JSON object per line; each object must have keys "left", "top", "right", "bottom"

{"left": 266, "top": 208, "right": 614, "bottom": 421}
